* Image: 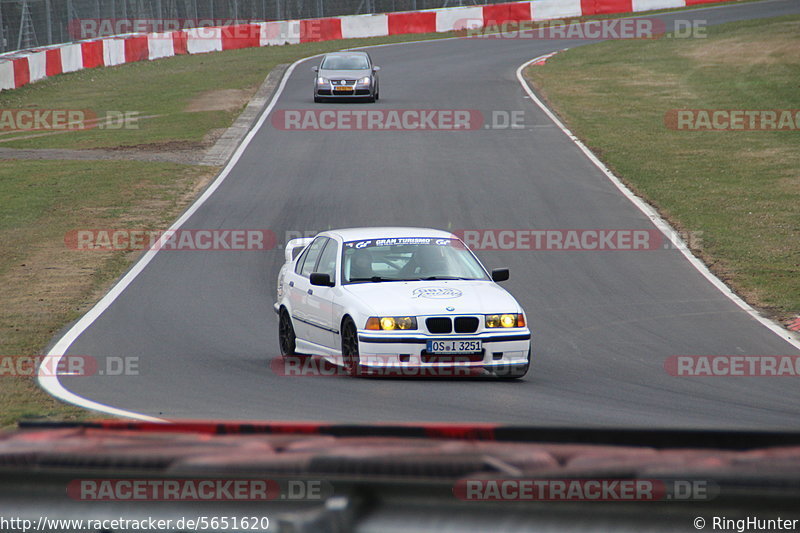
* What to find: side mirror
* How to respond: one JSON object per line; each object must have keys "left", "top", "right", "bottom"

{"left": 310, "top": 272, "right": 335, "bottom": 287}
{"left": 312, "top": 66, "right": 319, "bottom": 72}
{"left": 372, "top": 65, "right": 381, "bottom": 72}
{"left": 491, "top": 268, "right": 509, "bottom": 282}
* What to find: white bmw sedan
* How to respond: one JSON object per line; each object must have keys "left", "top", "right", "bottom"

{"left": 274, "top": 228, "right": 531, "bottom": 378}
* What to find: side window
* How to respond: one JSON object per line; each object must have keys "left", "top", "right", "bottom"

{"left": 296, "top": 238, "right": 326, "bottom": 277}
{"left": 316, "top": 239, "right": 339, "bottom": 283}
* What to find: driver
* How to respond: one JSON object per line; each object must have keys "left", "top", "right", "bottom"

{"left": 402, "top": 245, "right": 449, "bottom": 278}
{"left": 348, "top": 249, "right": 374, "bottom": 280}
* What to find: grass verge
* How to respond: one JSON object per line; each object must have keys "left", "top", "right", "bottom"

{"left": 526, "top": 14, "right": 799, "bottom": 321}
{"left": 0, "top": 160, "right": 219, "bottom": 428}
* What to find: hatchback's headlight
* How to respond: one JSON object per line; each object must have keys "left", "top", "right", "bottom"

{"left": 317, "top": 77, "right": 329, "bottom": 85}
{"left": 357, "top": 76, "right": 371, "bottom": 85}
{"left": 485, "top": 314, "right": 525, "bottom": 328}
{"left": 366, "top": 316, "right": 417, "bottom": 330}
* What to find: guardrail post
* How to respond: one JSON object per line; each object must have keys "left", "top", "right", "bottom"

{"left": 0, "top": 1, "right": 5, "bottom": 53}
{"left": 45, "top": 0, "right": 53, "bottom": 45}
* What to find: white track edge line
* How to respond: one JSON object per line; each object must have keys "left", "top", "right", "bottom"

{"left": 37, "top": 58, "right": 306, "bottom": 422}
{"left": 516, "top": 54, "right": 800, "bottom": 352}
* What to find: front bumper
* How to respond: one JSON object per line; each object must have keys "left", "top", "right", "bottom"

{"left": 356, "top": 330, "right": 531, "bottom": 369}
{"left": 315, "top": 85, "right": 372, "bottom": 97}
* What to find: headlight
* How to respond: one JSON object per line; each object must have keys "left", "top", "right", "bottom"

{"left": 357, "top": 76, "right": 371, "bottom": 85}
{"left": 366, "top": 316, "right": 417, "bottom": 330}
{"left": 485, "top": 314, "right": 525, "bottom": 328}
{"left": 317, "top": 77, "right": 329, "bottom": 85}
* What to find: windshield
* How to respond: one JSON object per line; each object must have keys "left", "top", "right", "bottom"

{"left": 342, "top": 238, "right": 489, "bottom": 283}
{"left": 320, "top": 54, "right": 370, "bottom": 70}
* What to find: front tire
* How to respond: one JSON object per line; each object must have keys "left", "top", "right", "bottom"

{"left": 341, "top": 317, "right": 361, "bottom": 376}
{"left": 278, "top": 308, "right": 297, "bottom": 356}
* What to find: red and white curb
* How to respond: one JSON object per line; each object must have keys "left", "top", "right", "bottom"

{"left": 529, "top": 49, "right": 563, "bottom": 65}
{"left": 2, "top": 0, "right": 729, "bottom": 92}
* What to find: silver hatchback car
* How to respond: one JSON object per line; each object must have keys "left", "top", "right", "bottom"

{"left": 312, "top": 51, "right": 380, "bottom": 103}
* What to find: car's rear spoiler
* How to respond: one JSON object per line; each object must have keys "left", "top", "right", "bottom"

{"left": 284, "top": 237, "right": 314, "bottom": 262}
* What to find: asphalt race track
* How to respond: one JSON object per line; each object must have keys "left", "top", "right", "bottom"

{"left": 53, "top": 0, "right": 800, "bottom": 428}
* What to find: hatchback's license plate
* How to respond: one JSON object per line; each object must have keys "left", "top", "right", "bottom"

{"left": 334, "top": 86, "right": 353, "bottom": 92}
{"left": 427, "top": 339, "right": 482, "bottom": 354}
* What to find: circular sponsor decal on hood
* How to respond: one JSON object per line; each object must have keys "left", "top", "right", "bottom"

{"left": 412, "top": 287, "right": 463, "bottom": 299}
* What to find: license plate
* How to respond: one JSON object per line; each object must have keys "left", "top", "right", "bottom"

{"left": 426, "top": 339, "right": 482, "bottom": 354}
{"left": 334, "top": 86, "right": 353, "bottom": 92}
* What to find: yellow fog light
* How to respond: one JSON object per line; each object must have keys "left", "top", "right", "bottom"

{"left": 395, "top": 316, "right": 415, "bottom": 330}
{"left": 500, "top": 314, "right": 517, "bottom": 328}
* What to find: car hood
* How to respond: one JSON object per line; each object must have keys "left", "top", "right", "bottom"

{"left": 319, "top": 68, "right": 372, "bottom": 79}
{"left": 342, "top": 280, "right": 520, "bottom": 317}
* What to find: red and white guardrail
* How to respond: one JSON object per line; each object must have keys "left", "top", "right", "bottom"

{"left": 0, "top": 0, "right": 724, "bottom": 91}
